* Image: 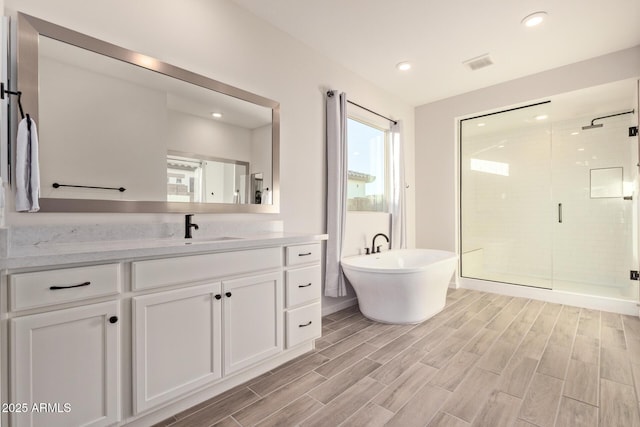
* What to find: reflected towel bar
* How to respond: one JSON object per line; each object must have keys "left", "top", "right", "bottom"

{"left": 52, "top": 183, "right": 126, "bottom": 192}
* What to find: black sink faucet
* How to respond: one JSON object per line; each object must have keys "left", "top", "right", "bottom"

{"left": 370, "top": 233, "right": 390, "bottom": 254}
{"left": 185, "top": 214, "right": 199, "bottom": 238}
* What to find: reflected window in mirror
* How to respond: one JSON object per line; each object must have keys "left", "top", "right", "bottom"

{"left": 167, "top": 152, "right": 250, "bottom": 204}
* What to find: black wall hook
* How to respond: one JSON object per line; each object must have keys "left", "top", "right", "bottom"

{"left": 1, "top": 82, "right": 25, "bottom": 119}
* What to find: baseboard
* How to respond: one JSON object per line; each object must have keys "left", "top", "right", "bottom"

{"left": 322, "top": 297, "right": 358, "bottom": 316}
{"left": 459, "top": 277, "right": 638, "bottom": 315}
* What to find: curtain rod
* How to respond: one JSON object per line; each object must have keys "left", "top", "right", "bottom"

{"left": 327, "top": 91, "right": 398, "bottom": 125}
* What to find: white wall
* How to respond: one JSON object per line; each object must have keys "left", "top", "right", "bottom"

{"left": 4, "top": 0, "right": 415, "bottom": 313}
{"left": 344, "top": 213, "right": 391, "bottom": 257}
{"left": 415, "top": 46, "right": 640, "bottom": 254}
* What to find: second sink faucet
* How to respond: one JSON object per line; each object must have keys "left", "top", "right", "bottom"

{"left": 369, "top": 233, "right": 390, "bottom": 254}
{"left": 185, "top": 214, "right": 199, "bottom": 238}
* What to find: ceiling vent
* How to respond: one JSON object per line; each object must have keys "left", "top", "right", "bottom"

{"left": 463, "top": 54, "right": 494, "bottom": 71}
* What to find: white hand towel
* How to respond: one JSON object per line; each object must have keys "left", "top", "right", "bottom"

{"left": 15, "top": 117, "right": 40, "bottom": 212}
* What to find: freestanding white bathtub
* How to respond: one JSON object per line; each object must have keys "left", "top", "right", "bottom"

{"left": 341, "top": 249, "right": 458, "bottom": 324}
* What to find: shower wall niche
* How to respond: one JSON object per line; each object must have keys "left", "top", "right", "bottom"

{"left": 460, "top": 78, "right": 639, "bottom": 301}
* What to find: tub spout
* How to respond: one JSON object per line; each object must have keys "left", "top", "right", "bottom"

{"left": 371, "top": 233, "right": 390, "bottom": 254}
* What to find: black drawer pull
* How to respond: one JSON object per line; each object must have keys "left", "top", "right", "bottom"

{"left": 225, "top": 292, "right": 232, "bottom": 298}
{"left": 50, "top": 281, "right": 91, "bottom": 290}
{"left": 299, "top": 321, "right": 312, "bottom": 328}
{"left": 108, "top": 316, "right": 118, "bottom": 324}
{"left": 298, "top": 252, "right": 312, "bottom": 257}
{"left": 214, "top": 294, "right": 222, "bottom": 300}
{"left": 298, "top": 283, "right": 312, "bottom": 288}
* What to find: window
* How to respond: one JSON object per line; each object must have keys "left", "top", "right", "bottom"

{"left": 347, "top": 117, "right": 388, "bottom": 211}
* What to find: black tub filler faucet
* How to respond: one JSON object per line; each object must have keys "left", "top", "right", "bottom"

{"left": 366, "top": 233, "right": 389, "bottom": 255}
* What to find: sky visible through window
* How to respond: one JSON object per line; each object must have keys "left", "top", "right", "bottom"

{"left": 347, "top": 118, "right": 385, "bottom": 198}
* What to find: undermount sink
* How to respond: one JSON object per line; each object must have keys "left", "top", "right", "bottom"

{"left": 145, "top": 236, "right": 244, "bottom": 248}
{"left": 183, "top": 236, "right": 244, "bottom": 244}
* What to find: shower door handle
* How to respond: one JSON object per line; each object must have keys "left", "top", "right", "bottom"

{"left": 558, "top": 203, "right": 563, "bottom": 223}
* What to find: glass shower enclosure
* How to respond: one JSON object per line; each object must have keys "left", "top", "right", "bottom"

{"left": 460, "top": 78, "right": 639, "bottom": 301}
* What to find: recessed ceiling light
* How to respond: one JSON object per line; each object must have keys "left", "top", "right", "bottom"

{"left": 396, "top": 61, "right": 411, "bottom": 71}
{"left": 535, "top": 114, "right": 548, "bottom": 121}
{"left": 477, "top": 123, "right": 486, "bottom": 127}
{"left": 571, "top": 131, "right": 580, "bottom": 136}
{"left": 211, "top": 112, "right": 223, "bottom": 118}
{"left": 522, "top": 11, "right": 547, "bottom": 27}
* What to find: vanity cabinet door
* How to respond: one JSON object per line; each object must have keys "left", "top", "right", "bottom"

{"left": 133, "top": 283, "right": 222, "bottom": 413}
{"left": 11, "top": 301, "right": 120, "bottom": 427}
{"left": 222, "top": 271, "right": 283, "bottom": 374}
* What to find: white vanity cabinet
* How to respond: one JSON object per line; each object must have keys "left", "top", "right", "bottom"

{"left": 284, "top": 244, "right": 322, "bottom": 348}
{"left": 9, "top": 264, "right": 121, "bottom": 311}
{"left": 131, "top": 248, "right": 284, "bottom": 413}
{"left": 132, "top": 271, "right": 282, "bottom": 412}
{"left": 222, "top": 271, "right": 283, "bottom": 374}
{"left": 2, "top": 237, "right": 325, "bottom": 427}
{"left": 133, "top": 283, "right": 222, "bottom": 413}
{"left": 11, "top": 302, "right": 120, "bottom": 427}
{"left": 8, "top": 264, "right": 122, "bottom": 427}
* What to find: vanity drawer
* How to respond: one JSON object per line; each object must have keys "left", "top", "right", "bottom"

{"left": 133, "top": 247, "right": 282, "bottom": 291}
{"left": 9, "top": 264, "right": 121, "bottom": 311}
{"left": 286, "top": 302, "right": 321, "bottom": 348}
{"left": 285, "top": 265, "right": 321, "bottom": 308}
{"left": 285, "top": 243, "right": 321, "bottom": 266}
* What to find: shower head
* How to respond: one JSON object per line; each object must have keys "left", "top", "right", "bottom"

{"left": 581, "top": 109, "right": 635, "bottom": 131}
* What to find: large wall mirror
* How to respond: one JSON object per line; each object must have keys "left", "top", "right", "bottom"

{"left": 17, "top": 13, "right": 279, "bottom": 213}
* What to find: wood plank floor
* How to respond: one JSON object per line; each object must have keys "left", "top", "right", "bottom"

{"left": 154, "top": 289, "right": 640, "bottom": 427}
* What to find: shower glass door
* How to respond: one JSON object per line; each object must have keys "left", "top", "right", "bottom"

{"left": 460, "top": 79, "right": 639, "bottom": 301}
{"left": 460, "top": 102, "right": 553, "bottom": 288}
{"left": 551, "top": 80, "right": 638, "bottom": 300}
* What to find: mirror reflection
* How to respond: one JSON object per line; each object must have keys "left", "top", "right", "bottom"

{"left": 18, "top": 13, "right": 279, "bottom": 213}
{"left": 167, "top": 152, "right": 250, "bottom": 204}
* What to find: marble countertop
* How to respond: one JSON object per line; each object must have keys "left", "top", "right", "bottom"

{"left": 4, "top": 232, "right": 328, "bottom": 270}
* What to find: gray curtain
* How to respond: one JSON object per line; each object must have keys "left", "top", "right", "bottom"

{"left": 324, "top": 90, "right": 348, "bottom": 297}
{"left": 390, "top": 120, "right": 407, "bottom": 249}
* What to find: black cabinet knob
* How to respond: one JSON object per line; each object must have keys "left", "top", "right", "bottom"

{"left": 225, "top": 292, "right": 232, "bottom": 297}
{"left": 108, "top": 316, "right": 118, "bottom": 324}
{"left": 214, "top": 294, "right": 222, "bottom": 300}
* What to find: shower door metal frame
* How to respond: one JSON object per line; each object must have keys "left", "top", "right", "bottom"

{"left": 458, "top": 100, "right": 552, "bottom": 287}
